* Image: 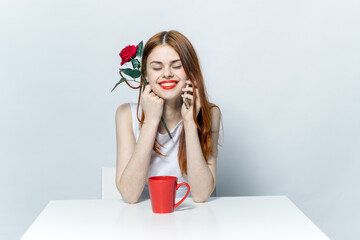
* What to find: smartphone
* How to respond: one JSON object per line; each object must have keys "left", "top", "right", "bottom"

{"left": 183, "top": 84, "right": 190, "bottom": 109}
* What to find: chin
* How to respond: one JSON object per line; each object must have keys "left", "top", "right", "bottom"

{"left": 160, "top": 92, "right": 182, "bottom": 100}
{"left": 157, "top": 88, "right": 181, "bottom": 98}
{"left": 161, "top": 94, "right": 180, "bottom": 100}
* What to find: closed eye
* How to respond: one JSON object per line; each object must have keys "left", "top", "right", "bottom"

{"left": 152, "top": 65, "right": 182, "bottom": 71}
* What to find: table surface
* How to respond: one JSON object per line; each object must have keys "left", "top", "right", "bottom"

{"left": 21, "top": 196, "right": 329, "bottom": 240}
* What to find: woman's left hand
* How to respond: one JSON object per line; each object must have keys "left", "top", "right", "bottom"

{"left": 181, "top": 79, "right": 201, "bottom": 123}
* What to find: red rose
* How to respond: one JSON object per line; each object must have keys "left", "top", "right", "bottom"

{"left": 119, "top": 45, "right": 138, "bottom": 66}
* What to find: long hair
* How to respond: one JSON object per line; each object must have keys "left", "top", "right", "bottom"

{"left": 134, "top": 30, "right": 222, "bottom": 176}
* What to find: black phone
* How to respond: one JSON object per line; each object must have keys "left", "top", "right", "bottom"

{"left": 183, "top": 84, "right": 190, "bottom": 109}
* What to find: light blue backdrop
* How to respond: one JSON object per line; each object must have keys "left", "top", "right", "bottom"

{"left": 1, "top": 0, "right": 359, "bottom": 239}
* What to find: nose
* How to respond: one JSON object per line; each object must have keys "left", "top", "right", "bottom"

{"left": 163, "top": 66, "right": 174, "bottom": 78}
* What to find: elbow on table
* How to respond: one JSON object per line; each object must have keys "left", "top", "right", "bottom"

{"left": 192, "top": 194, "right": 210, "bottom": 203}
{"left": 116, "top": 183, "right": 140, "bottom": 204}
{"left": 119, "top": 190, "right": 140, "bottom": 204}
{"left": 191, "top": 185, "right": 215, "bottom": 203}
{"left": 123, "top": 197, "right": 139, "bottom": 204}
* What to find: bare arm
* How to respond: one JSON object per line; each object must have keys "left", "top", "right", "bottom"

{"left": 115, "top": 103, "right": 160, "bottom": 204}
{"left": 185, "top": 106, "right": 221, "bottom": 202}
{"left": 115, "top": 85, "right": 164, "bottom": 204}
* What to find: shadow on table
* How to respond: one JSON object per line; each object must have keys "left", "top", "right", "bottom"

{"left": 175, "top": 203, "right": 194, "bottom": 212}
{"left": 175, "top": 197, "right": 219, "bottom": 211}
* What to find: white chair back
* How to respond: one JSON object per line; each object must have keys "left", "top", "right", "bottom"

{"left": 102, "top": 167, "right": 122, "bottom": 200}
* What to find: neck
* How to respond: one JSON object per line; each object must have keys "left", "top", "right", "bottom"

{"left": 162, "top": 97, "right": 183, "bottom": 123}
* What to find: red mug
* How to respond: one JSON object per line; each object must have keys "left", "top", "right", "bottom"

{"left": 148, "top": 176, "right": 190, "bottom": 214}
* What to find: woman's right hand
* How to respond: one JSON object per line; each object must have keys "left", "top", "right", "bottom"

{"left": 141, "top": 84, "right": 164, "bottom": 124}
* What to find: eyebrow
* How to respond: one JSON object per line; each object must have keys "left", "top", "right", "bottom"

{"left": 150, "top": 59, "right": 181, "bottom": 65}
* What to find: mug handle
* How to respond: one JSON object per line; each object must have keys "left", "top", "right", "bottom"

{"left": 174, "top": 182, "right": 190, "bottom": 209}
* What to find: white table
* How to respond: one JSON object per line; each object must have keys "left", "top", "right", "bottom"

{"left": 21, "top": 196, "right": 329, "bottom": 240}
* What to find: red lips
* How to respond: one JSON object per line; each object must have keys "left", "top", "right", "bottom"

{"left": 159, "top": 80, "right": 178, "bottom": 84}
{"left": 159, "top": 80, "right": 179, "bottom": 90}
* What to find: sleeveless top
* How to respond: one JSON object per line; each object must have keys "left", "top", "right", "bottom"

{"left": 129, "top": 103, "right": 190, "bottom": 199}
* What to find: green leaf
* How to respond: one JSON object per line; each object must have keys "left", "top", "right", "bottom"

{"left": 136, "top": 41, "right": 143, "bottom": 58}
{"left": 121, "top": 68, "right": 142, "bottom": 79}
{"left": 111, "top": 77, "right": 126, "bottom": 92}
{"left": 131, "top": 58, "right": 141, "bottom": 69}
{"left": 143, "top": 79, "right": 148, "bottom": 86}
{"left": 161, "top": 117, "right": 173, "bottom": 139}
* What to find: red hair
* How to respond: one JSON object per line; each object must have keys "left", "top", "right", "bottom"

{"left": 128, "top": 30, "right": 222, "bottom": 176}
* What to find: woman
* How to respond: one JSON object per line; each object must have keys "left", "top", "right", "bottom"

{"left": 115, "top": 30, "right": 223, "bottom": 204}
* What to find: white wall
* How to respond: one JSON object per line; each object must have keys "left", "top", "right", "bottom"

{"left": 1, "top": 0, "right": 359, "bottom": 239}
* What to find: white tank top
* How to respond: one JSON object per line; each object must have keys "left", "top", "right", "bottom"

{"left": 129, "top": 103, "right": 190, "bottom": 199}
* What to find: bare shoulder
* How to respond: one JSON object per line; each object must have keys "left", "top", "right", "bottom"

{"left": 116, "top": 102, "right": 131, "bottom": 115}
{"left": 209, "top": 103, "right": 222, "bottom": 132}
{"left": 209, "top": 103, "right": 221, "bottom": 118}
{"left": 116, "top": 103, "right": 132, "bottom": 124}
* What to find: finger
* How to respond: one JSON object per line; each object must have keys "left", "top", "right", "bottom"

{"left": 144, "top": 84, "right": 151, "bottom": 94}
{"left": 182, "top": 94, "right": 193, "bottom": 101}
{"left": 186, "top": 79, "right": 197, "bottom": 88}
{"left": 151, "top": 90, "right": 161, "bottom": 98}
{"left": 182, "top": 87, "right": 193, "bottom": 94}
